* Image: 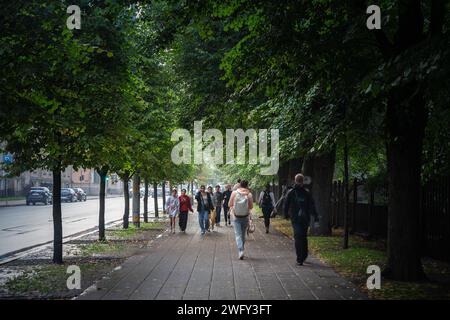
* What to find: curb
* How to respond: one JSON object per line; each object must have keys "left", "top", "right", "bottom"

{"left": 0, "top": 219, "right": 123, "bottom": 265}
{"left": 0, "top": 214, "right": 169, "bottom": 265}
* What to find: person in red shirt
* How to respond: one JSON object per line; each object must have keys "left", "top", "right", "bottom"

{"left": 178, "top": 188, "right": 193, "bottom": 232}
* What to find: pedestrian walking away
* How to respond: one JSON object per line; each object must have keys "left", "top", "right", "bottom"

{"left": 207, "top": 186, "right": 216, "bottom": 231}
{"left": 229, "top": 180, "right": 253, "bottom": 260}
{"left": 222, "top": 184, "right": 233, "bottom": 226}
{"left": 178, "top": 188, "right": 193, "bottom": 232}
{"left": 195, "top": 185, "right": 213, "bottom": 235}
{"left": 213, "top": 185, "right": 224, "bottom": 227}
{"left": 283, "top": 173, "right": 318, "bottom": 266}
{"left": 258, "top": 184, "right": 276, "bottom": 233}
{"left": 167, "top": 188, "right": 180, "bottom": 234}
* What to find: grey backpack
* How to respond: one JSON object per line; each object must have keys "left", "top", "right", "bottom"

{"left": 234, "top": 191, "right": 249, "bottom": 217}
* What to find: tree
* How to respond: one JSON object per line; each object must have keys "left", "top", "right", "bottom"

{"left": 0, "top": 1, "right": 112, "bottom": 262}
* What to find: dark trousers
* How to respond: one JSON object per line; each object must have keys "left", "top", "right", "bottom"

{"left": 261, "top": 206, "right": 273, "bottom": 228}
{"left": 223, "top": 206, "right": 230, "bottom": 224}
{"left": 215, "top": 206, "right": 222, "bottom": 223}
{"left": 292, "top": 221, "right": 309, "bottom": 263}
{"left": 179, "top": 211, "right": 188, "bottom": 231}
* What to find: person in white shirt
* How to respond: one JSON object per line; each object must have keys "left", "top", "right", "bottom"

{"left": 166, "top": 189, "right": 180, "bottom": 234}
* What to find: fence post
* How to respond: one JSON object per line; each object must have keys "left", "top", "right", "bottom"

{"left": 336, "top": 181, "right": 341, "bottom": 227}
{"left": 368, "top": 187, "right": 374, "bottom": 238}
{"left": 351, "top": 178, "right": 357, "bottom": 234}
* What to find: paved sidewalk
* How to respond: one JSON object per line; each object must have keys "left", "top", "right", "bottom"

{"left": 78, "top": 213, "right": 367, "bottom": 300}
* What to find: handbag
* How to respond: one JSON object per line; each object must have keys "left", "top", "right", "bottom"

{"left": 247, "top": 219, "right": 256, "bottom": 235}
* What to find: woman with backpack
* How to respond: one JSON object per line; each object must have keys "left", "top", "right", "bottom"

{"left": 228, "top": 180, "right": 253, "bottom": 260}
{"left": 258, "top": 184, "right": 277, "bottom": 233}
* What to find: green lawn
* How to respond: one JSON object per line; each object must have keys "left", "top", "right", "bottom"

{"left": 5, "top": 262, "right": 112, "bottom": 297}
{"left": 0, "top": 196, "right": 25, "bottom": 201}
{"left": 3, "top": 221, "right": 167, "bottom": 298}
{"left": 107, "top": 222, "right": 165, "bottom": 238}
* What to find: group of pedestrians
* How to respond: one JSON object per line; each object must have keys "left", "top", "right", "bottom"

{"left": 166, "top": 188, "right": 193, "bottom": 233}
{"left": 164, "top": 173, "right": 318, "bottom": 265}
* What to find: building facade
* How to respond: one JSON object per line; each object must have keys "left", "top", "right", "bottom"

{"left": 0, "top": 163, "right": 123, "bottom": 197}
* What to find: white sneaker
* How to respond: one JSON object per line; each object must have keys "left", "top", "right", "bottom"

{"left": 238, "top": 251, "right": 244, "bottom": 260}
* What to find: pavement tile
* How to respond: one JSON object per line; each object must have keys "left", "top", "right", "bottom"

{"left": 78, "top": 212, "right": 367, "bottom": 300}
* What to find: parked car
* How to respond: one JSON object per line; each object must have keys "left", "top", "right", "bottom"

{"left": 26, "top": 187, "right": 53, "bottom": 205}
{"left": 74, "top": 188, "right": 87, "bottom": 201}
{"left": 61, "top": 188, "right": 78, "bottom": 202}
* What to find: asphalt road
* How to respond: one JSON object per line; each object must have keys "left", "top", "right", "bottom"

{"left": 0, "top": 196, "right": 163, "bottom": 258}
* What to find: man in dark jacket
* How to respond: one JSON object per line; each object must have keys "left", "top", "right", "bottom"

{"left": 222, "top": 184, "right": 233, "bottom": 226}
{"left": 195, "top": 185, "right": 214, "bottom": 235}
{"left": 283, "top": 174, "right": 318, "bottom": 265}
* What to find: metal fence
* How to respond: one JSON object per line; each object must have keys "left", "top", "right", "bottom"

{"left": 331, "top": 177, "right": 450, "bottom": 261}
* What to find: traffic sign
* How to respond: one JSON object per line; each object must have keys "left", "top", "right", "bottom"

{"left": 2, "top": 154, "right": 13, "bottom": 164}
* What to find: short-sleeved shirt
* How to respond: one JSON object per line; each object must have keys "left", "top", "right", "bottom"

{"left": 166, "top": 195, "right": 179, "bottom": 217}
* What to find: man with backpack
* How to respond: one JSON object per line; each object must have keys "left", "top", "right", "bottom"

{"left": 228, "top": 180, "right": 253, "bottom": 260}
{"left": 283, "top": 174, "right": 318, "bottom": 266}
{"left": 258, "top": 184, "right": 276, "bottom": 233}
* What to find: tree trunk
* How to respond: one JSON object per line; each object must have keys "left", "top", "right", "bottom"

{"left": 343, "top": 135, "right": 350, "bottom": 249}
{"left": 52, "top": 169, "right": 63, "bottom": 264}
{"left": 288, "top": 157, "right": 303, "bottom": 185}
{"left": 383, "top": 83, "right": 427, "bottom": 281}
{"left": 132, "top": 174, "right": 140, "bottom": 227}
{"left": 144, "top": 179, "right": 149, "bottom": 223}
{"left": 303, "top": 148, "right": 336, "bottom": 236}
{"left": 98, "top": 168, "right": 107, "bottom": 241}
{"left": 351, "top": 178, "right": 358, "bottom": 234}
{"left": 122, "top": 173, "right": 130, "bottom": 229}
{"left": 162, "top": 182, "right": 166, "bottom": 213}
{"left": 153, "top": 182, "right": 159, "bottom": 218}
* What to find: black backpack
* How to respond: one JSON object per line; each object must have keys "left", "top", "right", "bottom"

{"left": 262, "top": 191, "right": 272, "bottom": 207}
{"left": 293, "top": 188, "right": 310, "bottom": 222}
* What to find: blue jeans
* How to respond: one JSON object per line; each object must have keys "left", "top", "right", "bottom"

{"left": 198, "top": 210, "right": 209, "bottom": 233}
{"left": 215, "top": 206, "right": 222, "bottom": 223}
{"left": 233, "top": 216, "right": 249, "bottom": 252}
